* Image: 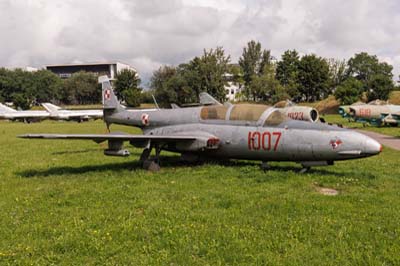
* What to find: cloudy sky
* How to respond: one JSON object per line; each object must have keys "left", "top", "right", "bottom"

{"left": 1, "top": 0, "right": 399, "bottom": 86}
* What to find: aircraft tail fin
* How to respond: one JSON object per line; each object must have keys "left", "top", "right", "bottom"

{"left": 199, "top": 92, "right": 222, "bottom": 106}
{"left": 0, "top": 103, "right": 16, "bottom": 112}
{"left": 171, "top": 103, "right": 180, "bottom": 109}
{"left": 99, "top": 75, "right": 123, "bottom": 111}
{"left": 42, "top": 103, "right": 61, "bottom": 114}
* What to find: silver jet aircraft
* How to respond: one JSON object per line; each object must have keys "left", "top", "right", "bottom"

{"left": 41, "top": 103, "right": 103, "bottom": 122}
{"left": 0, "top": 103, "right": 49, "bottom": 123}
{"left": 20, "top": 76, "right": 382, "bottom": 172}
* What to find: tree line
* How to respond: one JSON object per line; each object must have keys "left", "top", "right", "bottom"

{"left": 149, "top": 40, "right": 398, "bottom": 106}
{"left": 0, "top": 68, "right": 141, "bottom": 109}
{"left": 1, "top": 41, "right": 397, "bottom": 109}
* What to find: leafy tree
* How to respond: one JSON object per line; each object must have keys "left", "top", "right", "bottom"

{"left": 276, "top": 50, "right": 301, "bottom": 100}
{"left": 140, "top": 89, "right": 156, "bottom": 104}
{"left": 327, "top": 58, "right": 347, "bottom": 91}
{"left": 346, "top": 52, "right": 394, "bottom": 100}
{"left": 115, "top": 69, "right": 142, "bottom": 107}
{"left": 0, "top": 68, "right": 35, "bottom": 108}
{"left": 61, "top": 71, "right": 100, "bottom": 104}
{"left": 248, "top": 64, "right": 288, "bottom": 103}
{"left": 367, "top": 74, "right": 394, "bottom": 101}
{"left": 31, "top": 70, "right": 62, "bottom": 104}
{"left": 227, "top": 64, "right": 244, "bottom": 86}
{"left": 151, "top": 65, "right": 195, "bottom": 107}
{"left": 194, "top": 47, "right": 231, "bottom": 101}
{"left": 239, "top": 41, "right": 272, "bottom": 84}
{"left": 152, "top": 47, "right": 230, "bottom": 106}
{"left": 239, "top": 41, "right": 274, "bottom": 101}
{"left": 334, "top": 77, "right": 363, "bottom": 105}
{"left": 12, "top": 93, "right": 31, "bottom": 110}
{"left": 346, "top": 52, "right": 392, "bottom": 84}
{"left": 297, "top": 54, "right": 331, "bottom": 102}
{"left": 239, "top": 40, "right": 262, "bottom": 87}
{"left": 152, "top": 66, "right": 181, "bottom": 107}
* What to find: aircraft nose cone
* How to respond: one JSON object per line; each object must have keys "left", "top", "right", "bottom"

{"left": 364, "top": 137, "right": 382, "bottom": 155}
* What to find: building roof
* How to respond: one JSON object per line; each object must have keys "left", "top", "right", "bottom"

{"left": 45, "top": 61, "right": 133, "bottom": 68}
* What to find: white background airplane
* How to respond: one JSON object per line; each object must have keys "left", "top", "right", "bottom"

{"left": 41, "top": 103, "right": 103, "bottom": 122}
{"left": 0, "top": 103, "right": 50, "bottom": 123}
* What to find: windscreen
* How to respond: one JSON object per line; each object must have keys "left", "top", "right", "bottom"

{"left": 263, "top": 110, "right": 288, "bottom": 126}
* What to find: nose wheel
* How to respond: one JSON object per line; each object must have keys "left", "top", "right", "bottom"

{"left": 260, "top": 161, "right": 270, "bottom": 172}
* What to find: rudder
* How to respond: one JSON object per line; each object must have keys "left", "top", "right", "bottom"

{"left": 99, "top": 75, "right": 123, "bottom": 111}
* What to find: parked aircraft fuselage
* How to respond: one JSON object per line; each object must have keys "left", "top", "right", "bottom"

{"left": 105, "top": 105, "right": 381, "bottom": 162}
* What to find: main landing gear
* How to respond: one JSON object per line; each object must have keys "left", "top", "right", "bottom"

{"left": 139, "top": 144, "right": 162, "bottom": 172}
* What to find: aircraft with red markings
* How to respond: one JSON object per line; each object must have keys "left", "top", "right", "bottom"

{"left": 339, "top": 101, "right": 400, "bottom": 126}
{"left": 19, "top": 76, "right": 382, "bottom": 172}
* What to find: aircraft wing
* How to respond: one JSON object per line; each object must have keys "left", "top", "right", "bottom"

{"left": 56, "top": 111, "right": 103, "bottom": 119}
{"left": 19, "top": 133, "right": 195, "bottom": 142}
{"left": 0, "top": 111, "right": 50, "bottom": 120}
{"left": 19, "top": 132, "right": 220, "bottom": 150}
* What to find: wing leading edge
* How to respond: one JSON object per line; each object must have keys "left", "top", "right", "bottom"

{"left": 19, "top": 133, "right": 197, "bottom": 143}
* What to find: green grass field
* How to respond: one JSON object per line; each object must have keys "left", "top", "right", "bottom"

{"left": 323, "top": 114, "right": 400, "bottom": 137}
{"left": 1, "top": 120, "right": 399, "bottom": 265}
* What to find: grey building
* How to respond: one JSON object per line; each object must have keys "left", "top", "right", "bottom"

{"left": 46, "top": 62, "right": 137, "bottom": 79}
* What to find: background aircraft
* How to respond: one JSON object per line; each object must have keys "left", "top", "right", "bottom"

{"left": 20, "top": 76, "right": 382, "bottom": 172}
{"left": 0, "top": 103, "right": 49, "bottom": 123}
{"left": 276, "top": 101, "right": 319, "bottom": 123}
{"left": 339, "top": 102, "right": 400, "bottom": 126}
{"left": 41, "top": 103, "right": 103, "bottom": 122}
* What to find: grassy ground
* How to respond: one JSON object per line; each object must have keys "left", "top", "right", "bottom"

{"left": 0, "top": 120, "right": 400, "bottom": 265}
{"left": 323, "top": 114, "right": 400, "bottom": 137}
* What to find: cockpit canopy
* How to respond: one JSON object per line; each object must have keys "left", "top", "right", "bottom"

{"left": 200, "top": 104, "right": 288, "bottom": 126}
{"left": 263, "top": 110, "right": 288, "bottom": 126}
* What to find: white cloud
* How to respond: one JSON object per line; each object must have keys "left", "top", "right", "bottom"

{"left": 0, "top": 0, "right": 399, "bottom": 84}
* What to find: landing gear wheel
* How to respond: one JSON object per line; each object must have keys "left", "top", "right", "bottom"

{"left": 143, "top": 159, "right": 160, "bottom": 172}
{"left": 261, "top": 161, "right": 270, "bottom": 172}
{"left": 141, "top": 144, "right": 162, "bottom": 171}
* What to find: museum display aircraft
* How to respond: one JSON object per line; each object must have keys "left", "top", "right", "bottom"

{"left": 19, "top": 76, "right": 382, "bottom": 172}
{"left": 339, "top": 101, "right": 400, "bottom": 126}
{"left": 41, "top": 103, "right": 103, "bottom": 122}
{"left": 274, "top": 100, "right": 319, "bottom": 123}
{"left": 0, "top": 103, "right": 49, "bottom": 123}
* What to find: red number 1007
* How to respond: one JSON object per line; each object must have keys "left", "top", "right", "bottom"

{"left": 248, "top": 131, "right": 282, "bottom": 151}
